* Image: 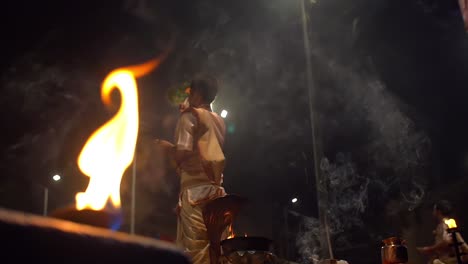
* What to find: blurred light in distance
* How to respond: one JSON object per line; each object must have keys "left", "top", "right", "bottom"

{"left": 221, "top": 110, "right": 228, "bottom": 118}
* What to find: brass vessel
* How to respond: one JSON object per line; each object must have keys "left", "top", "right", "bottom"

{"left": 381, "top": 237, "right": 408, "bottom": 264}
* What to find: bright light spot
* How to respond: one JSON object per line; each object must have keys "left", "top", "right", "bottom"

{"left": 227, "top": 224, "right": 235, "bottom": 239}
{"left": 291, "top": 197, "right": 298, "bottom": 203}
{"left": 52, "top": 174, "right": 61, "bottom": 181}
{"left": 445, "top": 218, "right": 457, "bottom": 229}
{"left": 220, "top": 110, "right": 228, "bottom": 118}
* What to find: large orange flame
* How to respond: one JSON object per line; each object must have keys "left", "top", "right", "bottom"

{"left": 75, "top": 59, "right": 159, "bottom": 211}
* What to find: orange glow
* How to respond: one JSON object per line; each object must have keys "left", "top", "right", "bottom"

{"left": 445, "top": 218, "right": 458, "bottom": 229}
{"left": 75, "top": 59, "right": 159, "bottom": 211}
{"left": 227, "top": 224, "right": 235, "bottom": 239}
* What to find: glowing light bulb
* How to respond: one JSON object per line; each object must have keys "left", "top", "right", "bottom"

{"left": 220, "top": 110, "right": 228, "bottom": 118}
{"left": 52, "top": 174, "right": 61, "bottom": 181}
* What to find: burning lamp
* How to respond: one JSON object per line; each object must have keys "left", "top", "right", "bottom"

{"left": 445, "top": 218, "right": 458, "bottom": 229}
{"left": 50, "top": 59, "right": 162, "bottom": 229}
{"left": 444, "top": 218, "right": 465, "bottom": 264}
{"left": 202, "top": 194, "right": 248, "bottom": 264}
{"left": 200, "top": 194, "right": 277, "bottom": 264}
{"left": 214, "top": 196, "right": 276, "bottom": 264}
{"left": 381, "top": 237, "right": 408, "bottom": 264}
{"left": 221, "top": 236, "right": 275, "bottom": 264}
{"left": 0, "top": 56, "right": 191, "bottom": 263}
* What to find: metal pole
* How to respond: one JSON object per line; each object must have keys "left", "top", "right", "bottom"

{"left": 130, "top": 154, "right": 137, "bottom": 234}
{"left": 43, "top": 187, "right": 49, "bottom": 216}
{"left": 284, "top": 207, "right": 290, "bottom": 259}
{"left": 300, "top": 0, "right": 334, "bottom": 259}
{"left": 450, "top": 229, "right": 463, "bottom": 264}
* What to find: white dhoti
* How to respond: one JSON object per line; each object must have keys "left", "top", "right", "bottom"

{"left": 177, "top": 192, "right": 210, "bottom": 264}
{"left": 176, "top": 184, "right": 226, "bottom": 264}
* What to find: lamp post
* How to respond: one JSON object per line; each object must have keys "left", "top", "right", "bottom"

{"left": 43, "top": 174, "right": 62, "bottom": 216}
{"left": 283, "top": 197, "right": 300, "bottom": 260}
{"left": 130, "top": 155, "right": 136, "bottom": 235}
{"left": 299, "top": 0, "right": 333, "bottom": 259}
{"left": 43, "top": 187, "right": 49, "bottom": 216}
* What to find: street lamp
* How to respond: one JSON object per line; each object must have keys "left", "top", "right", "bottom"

{"left": 52, "top": 174, "right": 61, "bottom": 181}
{"left": 43, "top": 187, "right": 48, "bottom": 216}
{"left": 43, "top": 174, "right": 62, "bottom": 216}
{"left": 299, "top": 0, "right": 334, "bottom": 259}
{"left": 283, "top": 197, "right": 300, "bottom": 259}
{"left": 220, "top": 110, "right": 228, "bottom": 118}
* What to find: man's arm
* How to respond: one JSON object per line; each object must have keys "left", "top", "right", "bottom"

{"left": 417, "top": 240, "right": 450, "bottom": 255}
{"left": 154, "top": 139, "right": 174, "bottom": 155}
{"left": 154, "top": 139, "right": 193, "bottom": 167}
{"left": 155, "top": 112, "right": 197, "bottom": 168}
{"left": 417, "top": 225, "right": 452, "bottom": 255}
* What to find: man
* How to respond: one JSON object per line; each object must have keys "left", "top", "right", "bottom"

{"left": 417, "top": 200, "right": 468, "bottom": 264}
{"left": 156, "top": 76, "right": 226, "bottom": 264}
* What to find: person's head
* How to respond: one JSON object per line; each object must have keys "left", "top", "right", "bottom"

{"left": 188, "top": 76, "right": 218, "bottom": 108}
{"left": 433, "top": 200, "right": 452, "bottom": 220}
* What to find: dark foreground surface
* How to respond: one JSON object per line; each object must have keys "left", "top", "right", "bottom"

{"left": 0, "top": 207, "right": 191, "bottom": 263}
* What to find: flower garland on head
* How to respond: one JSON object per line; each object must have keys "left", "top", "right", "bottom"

{"left": 167, "top": 80, "right": 191, "bottom": 106}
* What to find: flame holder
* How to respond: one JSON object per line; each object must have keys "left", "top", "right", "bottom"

{"left": 447, "top": 227, "right": 465, "bottom": 264}
{"left": 50, "top": 205, "right": 122, "bottom": 229}
{"left": 0, "top": 207, "right": 190, "bottom": 264}
{"left": 381, "top": 237, "right": 408, "bottom": 264}
{"left": 220, "top": 236, "right": 276, "bottom": 264}
{"left": 203, "top": 194, "right": 248, "bottom": 264}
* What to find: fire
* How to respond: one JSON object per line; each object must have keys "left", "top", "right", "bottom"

{"left": 75, "top": 59, "right": 159, "bottom": 211}
{"left": 445, "top": 218, "right": 458, "bottom": 229}
{"left": 227, "top": 224, "right": 235, "bottom": 239}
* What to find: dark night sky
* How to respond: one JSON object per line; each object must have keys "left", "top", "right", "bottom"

{"left": 1, "top": 0, "right": 468, "bottom": 263}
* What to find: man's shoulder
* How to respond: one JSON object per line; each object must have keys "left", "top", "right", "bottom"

{"left": 180, "top": 108, "right": 196, "bottom": 117}
{"left": 182, "top": 107, "right": 213, "bottom": 119}
{"left": 210, "top": 112, "right": 225, "bottom": 126}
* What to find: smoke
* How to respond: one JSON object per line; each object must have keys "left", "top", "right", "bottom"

{"left": 123, "top": 0, "right": 155, "bottom": 22}
{"left": 0, "top": 56, "right": 92, "bottom": 175}
{"left": 317, "top": 53, "right": 432, "bottom": 208}
{"left": 322, "top": 153, "right": 369, "bottom": 230}
{"left": 362, "top": 79, "right": 431, "bottom": 213}
{"left": 296, "top": 153, "right": 369, "bottom": 263}
{"left": 296, "top": 215, "right": 321, "bottom": 264}
{"left": 295, "top": 52, "right": 432, "bottom": 261}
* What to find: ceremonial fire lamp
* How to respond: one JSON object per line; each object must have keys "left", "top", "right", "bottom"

{"left": 381, "top": 237, "right": 408, "bottom": 264}
{"left": 445, "top": 218, "right": 465, "bottom": 264}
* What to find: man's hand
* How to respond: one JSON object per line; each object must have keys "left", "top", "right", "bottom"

{"left": 154, "top": 139, "right": 175, "bottom": 158}
{"left": 155, "top": 139, "right": 174, "bottom": 149}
